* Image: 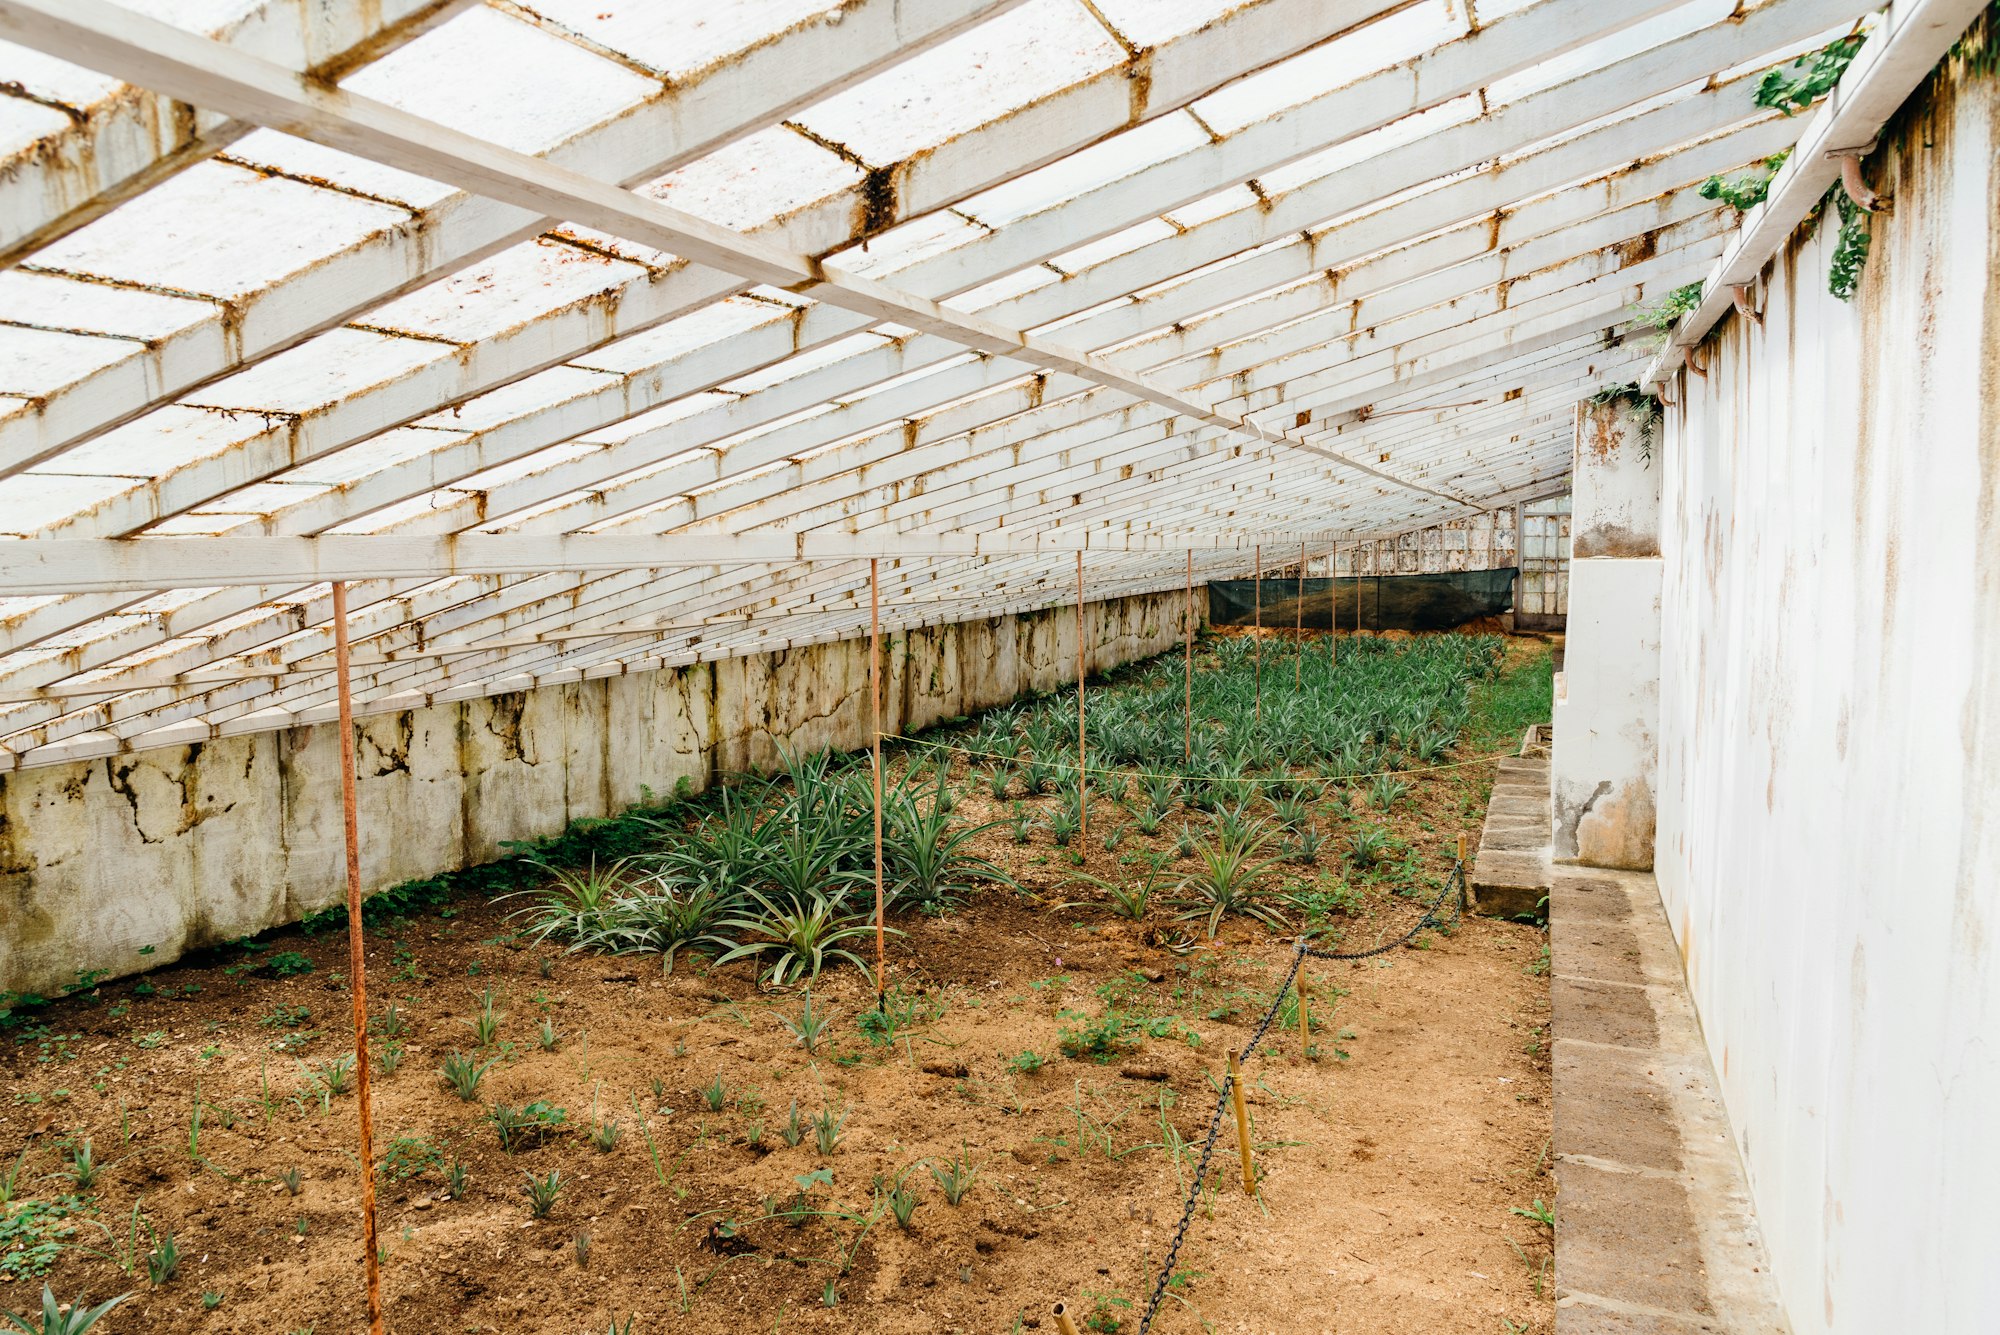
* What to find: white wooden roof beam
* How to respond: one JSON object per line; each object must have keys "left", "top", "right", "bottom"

{"left": 0, "top": 0, "right": 1355, "bottom": 475}
{"left": 0, "top": 0, "right": 478, "bottom": 265}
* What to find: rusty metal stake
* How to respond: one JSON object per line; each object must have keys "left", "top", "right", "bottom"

{"left": 1252, "top": 544, "right": 1262, "bottom": 730}
{"left": 1294, "top": 540, "right": 1305, "bottom": 688}
{"left": 870, "top": 559, "right": 886, "bottom": 1007}
{"left": 1228, "top": 1048, "right": 1256, "bottom": 1195}
{"left": 330, "top": 581, "right": 384, "bottom": 1335}
{"left": 1076, "top": 550, "right": 1087, "bottom": 845}
{"left": 1330, "top": 544, "right": 1338, "bottom": 673}
{"left": 1296, "top": 967, "right": 1311, "bottom": 1058}
{"left": 1183, "top": 549, "right": 1194, "bottom": 765}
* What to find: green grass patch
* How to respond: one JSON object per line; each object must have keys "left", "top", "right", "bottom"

{"left": 1467, "top": 643, "right": 1554, "bottom": 752}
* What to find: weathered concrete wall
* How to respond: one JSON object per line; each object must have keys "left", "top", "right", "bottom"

{"left": 1654, "top": 63, "right": 1999, "bottom": 1335}
{"left": 1552, "top": 558, "right": 1661, "bottom": 869}
{"left": 0, "top": 592, "right": 1183, "bottom": 995}
{"left": 1553, "top": 399, "right": 1661, "bottom": 870}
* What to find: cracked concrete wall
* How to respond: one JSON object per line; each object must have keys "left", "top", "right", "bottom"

{"left": 1654, "top": 66, "right": 2000, "bottom": 1335}
{"left": 0, "top": 591, "right": 1182, "bottom": 996}
{"left": 1553, "top": 398, "right": 1661, "bottom": 869}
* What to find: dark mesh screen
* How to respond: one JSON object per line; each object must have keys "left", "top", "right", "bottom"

{"left": 1208, "top": 568, "right": 1516, "bottom": 632}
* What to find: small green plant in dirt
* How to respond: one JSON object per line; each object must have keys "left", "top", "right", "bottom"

{"left": 1058, "top": 867, "right": 1162, "bottom": 922}
{"left": 535, "top": 1018, "right": 562, "bottom": 1052}
{"left": 878, "top": 1168, "right": 923, "bottom": 1229}
{"left": 1081, "top": 1290, "right": 1133, "bottom": 1332}
{"left": 60, "top": 1139, "right": 105, "bottom": 1192}
{"left": 782, "top": 1100, "right": 807, "bottom": 1148}
{"left": 1007, "top": 807, "right": 1034, "bottom": 845}
{"left": 928, "top": 1146, "right": 980, "bottom": 1205}
{"left": 1511, "top": 1199, "right": 1555, "bottom": 1229}
{"left": 438, "top": 1051, "right": 498, "bottom": 1102}
{"left": 1366, "top": 772, "right": 1411, "bottom": 811}
{"left": 700, "top": 1075, "right": 727, "bottom": 1112}
{"left": 487, "top": 1101, "right": 568, "bottom": 1153}
{"left": 778, "top": 991, "right": 835, "bottom": 1054}
{"left": 521, "top": 1170, "right": 564, "bottom": 1219}
{"left": 308, "top": 1054, "right": 355, "bottom": 1098}
{"left": 141, "top": 1224, "right": 179, "bottom": 1287}
{"left": 445, "top": 1157, "right": 469, "bottom": 1201}
{"left": 379, "top": 1135, "right": 444, "bottom": 1182}
{"left": 1008, "top": 1050, "right": 1047, "bottom": 1076}
{"left": 1177, "top": 821, "right": 1288, "bottom": 937}
{"left": 714, "top": 889, "right": 892, "bottom": 988}
{"left": 1348, "top": 826, "right": 1392, "bottom": 868}
{"left": 591, "top": 1117, "right": 622, "bottom": 1153}
{"left": 857, "top": 986, "right": 943, "bottom": 1048}
{"left": 277, "top": 1167, "right": 303, "bottom": 1196}
{"left": 462, "top": 988, "right": 505, "bottom": 1047}
{"left": 1057, "top": 1008, "right": 1143, "bottom": 1062}
{"left": 812, "top": 1105, "right": 847, "bottom": 1155}
{"left": 0, "top": 1286, "right": 131, "bottom": 1334}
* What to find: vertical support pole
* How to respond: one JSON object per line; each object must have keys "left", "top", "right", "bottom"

{"left": 1512, "top": 501, "right": 1524, "bottom": 627}
{"left": 870, "top": 559, "right": 886, "bottom": 1007}
{"left": 1252, "top": 544, "right": 1262, "bottom": 729}
{"left": 1076, "top": 550, "right": 1087, "bottom": 845}
{"left": 1457, "top": 833, "right": 1470, "bottom": 912}
{"left": 1184, "top": 548, "right": 1194, "bottom": 765}
{"left": 1227, "top": 1048, "right": 1255, "bottom": 1195}
{"left": 1295, "top": 962, "right": 1311, "bottom": 1056}
{"left": 1330, "top": 544, "right": 1338, "bottom": 672}
{"left": 1053, "top": 1303, "right": 1082, "bottom": 1335}
{"left": 1294, "top": 540, "right": 1305, "bottom": 688}
{"left": 330, "top": 582, "right": 383, "bottom": 1335}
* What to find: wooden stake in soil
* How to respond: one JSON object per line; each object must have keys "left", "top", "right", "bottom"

{"left": 1296, "top": 967, "right": 1311, "bottom": 1056}
{"left": 1183, "top": 548, "right": 1194, "bottom": 765}
{"left": 1227, "top": 1048, "right": 1256, "bottom": 1195}
{"left": 1330, "top": 544, "right": 1338, "bottom": 673}
{"left": 1252, "top": 544, "right": 1262, "bottom": 729}
{"left": 870, "top": 558, "right": 886, "bottom": 1007}
{"left": 330, "top": 582, "right": 384, "bottom": 1335}
{"left": 1457, "top": 833, "right": 1470, "bottom": 912}
{"left": 1053, "top": 1301, "right": 1083, "bottom": 1335}
{"left": 1295, "top": 540, "right": 1305, "bottom": 688}
{"left": 1076, "top": 549, "right": 1087, "bottom": 844}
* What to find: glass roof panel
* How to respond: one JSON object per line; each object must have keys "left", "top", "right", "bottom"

{"left": 791, "top": 0, "right": 1122, "bottom": 166}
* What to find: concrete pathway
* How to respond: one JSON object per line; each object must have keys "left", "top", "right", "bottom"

{"left": 1550, "top": 869, "right": 1789, "bottom": 1333}
{"left": 1468, "top": 750, "right": 1790, "bottom": 1332}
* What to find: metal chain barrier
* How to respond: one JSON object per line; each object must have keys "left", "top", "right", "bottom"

{"left": 1132, "top": 855, "right": 1465, "bottom": 1334}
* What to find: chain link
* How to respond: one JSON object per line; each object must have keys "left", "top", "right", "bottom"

{"left": 1132, "top": 857, "right": 1465, "bottom": 1333}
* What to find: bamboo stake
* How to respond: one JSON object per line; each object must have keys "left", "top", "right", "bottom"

{"left": 1227, "top": 1048, "right": 1256, "bottom": 1195}
{"left": 1053, "top": 1302, "right": 1082, "bottom": 1335}
{"left": 1296, "top": 966, "right": 1311, "bottom": 1056}
{"left": 1329, "top": 544, "right": 1338, "bottom": 673}
{"left": 1183, "top": 549, "right": 1194, "bottom": 765}
{"left": 330, "top": 582, "right": 383, "bottom": 1335}
{"left": 1252, "top": 544, "right": 1262, "bottom": 729}
{"left": 870, "top": 559, "right": 886, "bottom": 1007}
{"left": 1294, "top": 540, "right": 1305, "bottom": 688}
{"left": 1076, "top": 550, "right": 1088, "bottom": 844}
{"left": 1458, "top": 833, "right": 1470, "bottom": 912}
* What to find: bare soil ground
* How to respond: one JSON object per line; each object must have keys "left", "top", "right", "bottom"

{"left": 0, "top": 636, "right": 1554, "bottom": 1335}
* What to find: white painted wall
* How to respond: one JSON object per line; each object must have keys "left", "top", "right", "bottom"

{"left": 1552, "top": 556, "right": 1660, "bottom": 867}
{"left": 1655, "top": 64, "right": 1999, "bottom": 1335}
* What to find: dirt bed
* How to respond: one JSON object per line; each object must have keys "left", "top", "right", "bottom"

{"left": 0, "top": 637, "right": 1555, "bottom": 1335}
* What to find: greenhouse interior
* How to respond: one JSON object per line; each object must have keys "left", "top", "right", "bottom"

{"left": 0, "top": 0, "right": 1995, "bottom": 1331}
